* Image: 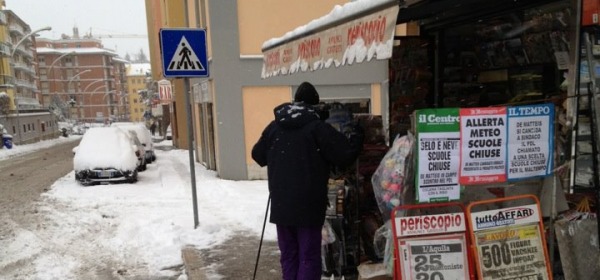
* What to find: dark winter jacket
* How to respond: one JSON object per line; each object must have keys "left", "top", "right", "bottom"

{"left": 252, "top": 102, "right": 363, "bottom": 227}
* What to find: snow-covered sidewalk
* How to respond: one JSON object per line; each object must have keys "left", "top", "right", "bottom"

{"left": 1, "top": 137, "right": 275, "bottom": 279}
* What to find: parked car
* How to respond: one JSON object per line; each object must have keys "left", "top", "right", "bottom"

{"left": 124, "top": 130, "right": 148, "bottom": 171}
{"left": 112, "top": 123, "right": 156, "bottom": 163}
{"left": 73, "top": 127, "right": 139, "bottom": 186}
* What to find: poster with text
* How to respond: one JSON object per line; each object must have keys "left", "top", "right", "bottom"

{"left": 460, "top": 107, "right": 507, "bottom": 185}
{"left": 399, "top": 234, "right": 470, "bottom": 280}
{"left": 416, "top": 108, "right": 461, "bottom": 202}
{"left": 474, "top": 224, "right": 549, "bottom": 280}
{"left": 506, "top": 104, "right": 554, "bottom": 180}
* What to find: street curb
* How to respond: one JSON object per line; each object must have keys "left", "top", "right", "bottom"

{"left": 182, "top": 246, "right": 207, "bottom": 280}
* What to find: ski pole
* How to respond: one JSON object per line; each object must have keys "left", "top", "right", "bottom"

{"left": 253, "top": 194, "right": 271, "bottom": 280}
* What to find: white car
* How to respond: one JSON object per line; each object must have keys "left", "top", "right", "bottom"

{"left": 73, "top": 127, "right": 139, "bottom": 186}
{"left": 113, "top": 123, "right": 156, "bottom": 163}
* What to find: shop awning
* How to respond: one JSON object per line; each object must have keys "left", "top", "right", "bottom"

{"left": 260, "top": 0, "right": 555, "bottom": 78}
{"left": 260, "top": 0, "right": 401, "bottom": 79}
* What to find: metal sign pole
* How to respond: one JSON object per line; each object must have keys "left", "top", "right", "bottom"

{"left": 160, "top": 26, "right": 208, "bottom": 229}
{"left": 185, "top": 78, "right": 199, "bottom": 229}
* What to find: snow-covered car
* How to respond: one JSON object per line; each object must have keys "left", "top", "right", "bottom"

{"left": 125, "top": 130, "right": 147, "bottom": 171}
{"left": 113, "top": 123, "right": 156, "bottom": 163}
{"left": 73, "top": 127, "right": 139, "bottom": 186}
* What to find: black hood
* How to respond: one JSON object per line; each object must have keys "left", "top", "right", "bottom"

{"left": 274, "top": 102, "right": 319, "bottom": 129}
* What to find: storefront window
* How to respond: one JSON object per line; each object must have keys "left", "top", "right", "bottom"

{"left": 439, "top": 1, "right": 572, "bottom": 107}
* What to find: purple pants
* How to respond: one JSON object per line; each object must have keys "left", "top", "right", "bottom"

{"left": 276, "top": 225, "right": 322, "bottom": 280}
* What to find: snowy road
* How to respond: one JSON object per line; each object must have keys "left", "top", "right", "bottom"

{"left": 0, "top": 140, "right": 182, "bottom": 279}
{"left": 0, "top": 138, "right": 278, "bottom": 280}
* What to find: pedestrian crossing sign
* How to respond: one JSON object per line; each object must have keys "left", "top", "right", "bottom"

{"left": 160, "top": 28, "right": 209, "bottom": 78}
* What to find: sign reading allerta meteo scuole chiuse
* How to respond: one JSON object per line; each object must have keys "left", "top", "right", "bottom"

{"left": 471, "top": 205, "right": 549, "bottom": 280}
{"left": 416, "top": 108, "right": 461, "bottom": 203}
{"left": 460, "top": 107, "right": 508, "bottom": 185}
{"left": 395, "top": 213, "right": 470, "bottom": 280}
{"left": 416, "top": 104, "right": 553, "bottom": 188}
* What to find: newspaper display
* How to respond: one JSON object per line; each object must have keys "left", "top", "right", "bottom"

{"left": 399, "top": 234, "right": 470, "bottom": 280}
{"left": 416, "top": 108, "right": 461, "bottom": 202}
{"left": 459, "top": 107, "right": 508, "bottom": 185}
{"left": 470, "top": 204, "right": 549, "bottom": 280}
{"left": 395, "top": 213, "right": 466, "bottom": 237}
{"left": 474, "top": 224, "right": 549, "bottom": 280}
{"left": 506, "top": 104, "right": 554, "bottom": 180}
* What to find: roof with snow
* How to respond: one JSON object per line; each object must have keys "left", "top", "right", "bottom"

{"left": 126, "top": 63, "right": 151, "bottom": 76}
{"left": 262, "top": 0, "right": 395, "bottom": 50}
{"left": 36, "top": 47, "right": 119, "bottom": 56}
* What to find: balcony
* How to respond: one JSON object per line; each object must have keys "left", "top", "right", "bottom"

{"left": 0, "top": 43, "right": 10, "bottom": 56}
{"left": 8, "top": 23, "right": 24, "bottom": 35}
{"left": 15, "top": 96, "right": 43, "bottom": 110}
{"left": 14, "top": 78, "right": 37, "bottom": 90}
{"left": 12, "top": 61, "right": 24, "bottom": 70}
{"left": 0, "top": 75, "right": 13, "bottom": 88}
{"left": 0, "top": 11, "right": 6, "bottom": 25}
{"left": 12, "top": 45, "right": 33, "bottom": 58}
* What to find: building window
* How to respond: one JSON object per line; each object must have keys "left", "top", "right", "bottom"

{"left": 134, "top": 98, "right": 138, "bottom": 103}
{"left": 39, "top": 56, "right": 45, "bottom": 64}
{"left": 42, "top": 123, "right": 46, "bottom": 132}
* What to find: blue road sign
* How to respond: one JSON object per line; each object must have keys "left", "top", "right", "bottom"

{"left": 160, "top": 28, "right": 209, "bottom": 78}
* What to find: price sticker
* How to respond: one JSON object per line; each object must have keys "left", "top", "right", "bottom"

{"left": 399, "top": 233, "right": 470, "bottom": 280}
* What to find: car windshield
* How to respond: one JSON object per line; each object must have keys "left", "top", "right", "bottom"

{"left": 73, "top": 127, "right": 138, "bottom": 171}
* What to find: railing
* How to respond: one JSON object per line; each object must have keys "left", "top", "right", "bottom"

{"left": 9, "top": 108, "right": 50, "bottom": 114}
{"left": 8, "top": 23, "right": 24, "bottom": 35}
{"left": 14, "top": 78, "right": 37, "bottom": 90}
{"left": 12, "top": 61, "right": 35, "bottom": 74}
{"left": 0, "top": 43, "right": 10, "bottom": 56}
{"left": 0, "top": 11, "right": 7, "bottom": 25}
{"left": 0, "top": 75, "right": 14, "bottom": 86}
{"left": 14, "top": 46, "right": 33, "bottom": 58}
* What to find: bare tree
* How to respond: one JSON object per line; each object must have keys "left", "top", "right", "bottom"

{"left": 135, "top": 48, "right": 149, "bottom": 63}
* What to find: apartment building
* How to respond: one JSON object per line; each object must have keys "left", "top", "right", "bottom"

{"left": 0, "top": 8, "right": 58, "bottom": 144}
{"left": 145, "top": 0, "right": 386, "bottom": 180}
{"left": 36, "top": 28, "right": 129, "bottom": 124}
{"left": 126, "top": 63, "right": 151, "bottom": 122}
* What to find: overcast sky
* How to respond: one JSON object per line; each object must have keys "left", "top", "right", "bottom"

{"left": 5, "top": 0, "right": 150, "bottom": 58}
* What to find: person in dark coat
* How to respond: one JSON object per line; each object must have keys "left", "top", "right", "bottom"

{"left": 150, "top": 120, "right": 157, "bottom": 136}
{"left": 252, "top": 81, "right": 363, "bottom": 280}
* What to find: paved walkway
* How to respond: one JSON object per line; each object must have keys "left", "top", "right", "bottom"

{"left": 182, "top": 232, "right": 282, "bottom": 279}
